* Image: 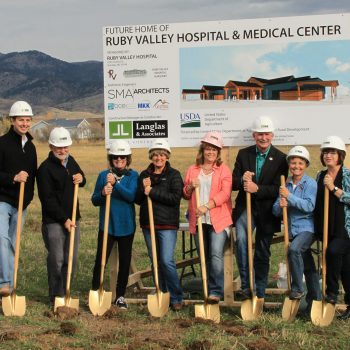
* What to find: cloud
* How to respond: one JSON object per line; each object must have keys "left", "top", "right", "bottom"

{"left": 229, "top": 44, "right": 298, "bottom": 80}
{"left": 326, "top": 56, "right": 350, "bottom": 72}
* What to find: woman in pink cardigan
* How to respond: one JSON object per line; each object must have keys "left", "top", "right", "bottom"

{"left": 183, "top": 131, "right": 233, "bottom": 303}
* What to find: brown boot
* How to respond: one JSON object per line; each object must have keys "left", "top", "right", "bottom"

{"left": 0, "top": 285, "right": 11, "bottom": 297}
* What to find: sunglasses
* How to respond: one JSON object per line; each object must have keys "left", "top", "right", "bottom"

{"left": 110, "top": 155, "right": 127, "bottom": 160}
{"left": 322, "top": 150, "right": 337, "bottom": 156}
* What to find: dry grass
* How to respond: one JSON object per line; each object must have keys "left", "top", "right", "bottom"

{"left": 1, "top": 141, "right": 349, "bottom": 350}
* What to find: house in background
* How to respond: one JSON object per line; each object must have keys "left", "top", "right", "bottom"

{"left": 31, "top": 118, "right": 91, "bottom": 140}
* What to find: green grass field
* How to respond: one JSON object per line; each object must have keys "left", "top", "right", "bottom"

{"left": 1, "top": 141, "right": 349, "bottom": 350}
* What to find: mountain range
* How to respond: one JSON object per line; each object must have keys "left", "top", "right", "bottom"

{"left": 0, "top": 50, "right": 104, "bottom": 115}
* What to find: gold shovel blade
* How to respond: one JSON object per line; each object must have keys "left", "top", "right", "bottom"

{"left": 282, "top": 297, "right": 300, "bottom": 322}
{"left": 311, "top": 300, "right": 335, "bottom": 327}
{"left": 147, "top": 291, "right": 170, "bottom": 318}
{"left": 2, "top": 294, "right": 26, "bottom": 317}
{"left": 241, "top": 297, "right": 264, "bottom": 321}
{"left": 195, "top": 304, "right": 220, "bottom": 323}
{"left": 88, "top": 289, "right": 112, "bottom": 316}
{"left": 54, "top": 296, "right": 79, "bottom": 313}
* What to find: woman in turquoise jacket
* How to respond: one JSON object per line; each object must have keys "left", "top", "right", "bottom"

{"left": 91, "top": 140, "right": 138, "bottom": 309}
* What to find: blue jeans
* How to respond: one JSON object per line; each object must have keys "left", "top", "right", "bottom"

{"left": 235, "top": 209, "right": 273, "bottom": 298}
{"left": 194, "top": 224, "right": 227, "bottom": 298}
{"left": 42, "top": 222, "right": 80, "bottom": 301}
{"left": 0, "top": 202, "right": 26, "bottom": 288}
{"left": 143, "top": 228, "right": 183, "bottom": 304}
{"left": 288, "top": 232, "right": 321, "bottom": 302}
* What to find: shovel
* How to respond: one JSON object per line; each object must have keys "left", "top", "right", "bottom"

{"left": 54, "top": 183, "right": 80, "bottom": 312}
{"left": 241, "top": 192, "right": 264, "bottom": 321}
{"left": 89, "top": 189, "right": 112, "bottom": 316}
{"left": 280, "top": 175, "right": 300, "bottom": 322}
{"left": 194, "top": 187, "right": 220, "bottom": 323}
{"left": 147, "top": 195, "right": 170, "bottom": 317}
{"left": 2, "top": 182, "right": 26, "bottom": 317}
{"left": 311, "top": 187, "right": 335, "bottom": 327}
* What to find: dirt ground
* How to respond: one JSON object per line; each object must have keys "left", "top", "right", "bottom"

{"left": 0, "top": 298, "right": 281, "bottom": 350}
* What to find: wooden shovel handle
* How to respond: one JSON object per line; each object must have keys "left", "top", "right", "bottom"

{"left": 246, "top": 192, "right": 254, "bottom": 293}
{"left": 99, "top": 191, "right": 111, "bottom": 288}
{"left": 195, "top": 186, "right": 209, "bottom": 300}
{"left": 66, "top": 183, "right": 79, "bottom": 297}
{"left": 147, "top": 195, "right": 160, "bottom": 292}
{"left": 13, "top": 182, "right": 25, "bottom": 291}
{"left": 322, "top": 187, "right": 329, "bottom": 296}
{"left": 280, "top": 175, "right": 291, "bottom": 290}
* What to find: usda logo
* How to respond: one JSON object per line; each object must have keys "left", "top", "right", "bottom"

{"left": 180, "top": 113, "right": 201, "bottom": 128}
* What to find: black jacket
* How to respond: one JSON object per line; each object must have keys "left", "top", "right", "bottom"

{"left": 232, "top": 145, "right": 288, "bottom": 234}
{"left": 135, "top": 162, "right": 183, "bottom": 228}
{"left": 0, "top": 126, "right": 37, "bottom": 209}
{"left": 37, "top": 152, "right": 86, "bottom": 224}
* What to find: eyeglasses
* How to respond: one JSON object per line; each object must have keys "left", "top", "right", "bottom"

{"left": 322, "top": 150, "right": 337, "bottom": 156}
{"left": 111, "top": 155, "right": 127, "bottom": 160}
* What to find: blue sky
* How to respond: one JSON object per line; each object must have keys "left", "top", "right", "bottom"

{"left": 180, "top": 40, "right": 350, "bottom": 95}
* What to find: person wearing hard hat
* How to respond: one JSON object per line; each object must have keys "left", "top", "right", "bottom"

{"left": 183, "top": 131, "right": 232, "bottom": 303}
{"left": 314, "top": 136, "right": 350, "bottom": 320}
{"left": 0, "top": 101, "right": 37, "bottom": 297}
{"left": 272, "top": 146, "right": 321, "bottom": 310}
{"left": 37, "top": 127, "right": 86, "bottom": 305}
{"left": 91, "top": 140, "right": 138, "bottom": 309}
{"left": 232, "top": 116, "right": 288, "bottom": 301}
{"left": 135, "top": 139, "right": 184, "bottom": 311}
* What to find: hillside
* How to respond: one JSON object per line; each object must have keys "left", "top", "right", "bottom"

{"left": 0, "top": 50, "right": 103, "bottom": 115}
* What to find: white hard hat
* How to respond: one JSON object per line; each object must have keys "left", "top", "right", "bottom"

{"left": 149, "top": 139, "right": 171, "bottom": 153}
{"left": 251, "top": 116, "right": 274, "bottom": 133}
{"left": 320, "top": 135, "right": 346, "bottom": 153}
{"left": 201, "top": 131, "right": 223, "bottom": 149}
{"left": 109, "top": 140, "right": 132, "bottom": 155}
{"left": 49, "top": 127, "right": 72, "bottom": 147}
{"left": 9, "top": 101, "right": 33, "bottom": 117}
{"left": 287, "top": 146, "right": 310, "bottom": 165}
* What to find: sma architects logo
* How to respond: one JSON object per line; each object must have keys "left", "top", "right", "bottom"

{"left": 180, "top": 112, "right": 201, "bottom": 128}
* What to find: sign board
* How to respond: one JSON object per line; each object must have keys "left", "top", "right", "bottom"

{"left": 103, "top": 13, "right": 350, "bottom": 148}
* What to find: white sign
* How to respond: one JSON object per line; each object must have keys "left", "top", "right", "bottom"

{"left": 103, "top": 13, "right": 350, "bottom": 148}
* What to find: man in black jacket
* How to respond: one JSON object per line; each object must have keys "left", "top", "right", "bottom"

{"left": 232, "top": 116, "right": 288, "bottom": 300}
{"left": 0, "top": 101, "right": 37, "bottom": 297}
{"left": 37, "top": 127, "right": 86, "bottom": 304}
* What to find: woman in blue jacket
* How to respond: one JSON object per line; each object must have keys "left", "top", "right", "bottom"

{"left": 273, "top": 146, "right": 321, "bottom": 309}
{"left": 91, "top": 140, "right": 138, "bottom": 309}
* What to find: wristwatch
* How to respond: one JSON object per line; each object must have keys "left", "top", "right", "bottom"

{"left": 332, "top": 186, "right": 339, "bottom": 194}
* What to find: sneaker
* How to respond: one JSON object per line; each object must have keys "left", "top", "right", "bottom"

{"left": 289, "top": 291, "right": 305, "bottom": 300}
{"left": 207, "top": 295, "right": 220, "bottom": 304}
{"left": 0, "top": 285, "right": 11, "bottom": 297}
{"left": 170, "top": 302, "right": 183, "bottom": 311}
{"left": 115, "top": 296, "right": 128, "bottom": 309}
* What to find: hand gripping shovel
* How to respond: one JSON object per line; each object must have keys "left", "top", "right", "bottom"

{"left": 2, "top": 182, "right": 26, "bottom": 317}
{"left": 241, "top": 192, "right": 264, "bottom": 321}
{"left": 147, "top": 196, "right": 170, "bottom": 317}
{"left": 280, "top": 176, "right": 300, "bottom": 322}
{"left": 194, "top": 187, "right": 220, "bottom": 323}
{"left": 89, "top": 190, "right": 112, "bottom": 316}
{"left": 311, "top": 187, "right": 335, "bottom": 327}
{"left": 54, "top": 183, "right": 80, "bottom": 312}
